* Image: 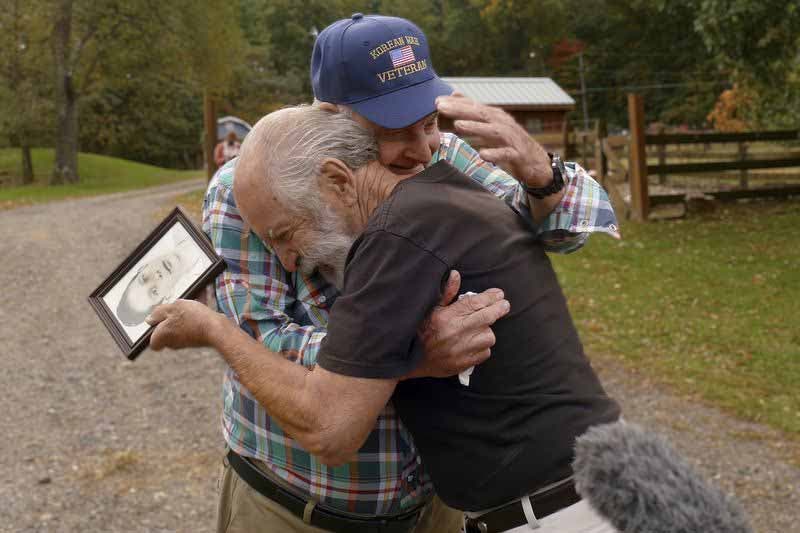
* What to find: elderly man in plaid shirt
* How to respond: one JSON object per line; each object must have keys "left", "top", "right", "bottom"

{"left": 152, "top": 14, "right": 618, "bottom": 533}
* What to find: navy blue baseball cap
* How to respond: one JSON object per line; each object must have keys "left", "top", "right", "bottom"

{"left": 311, "top": 14, "right": 453, "bottom": 129}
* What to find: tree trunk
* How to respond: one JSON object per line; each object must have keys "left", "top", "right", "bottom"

{"left": 21, "top": 144, "right": 34, "bottom": 185}
{"left": 51, "top": 0, "right": 79, "bottom": 185}
{"left": 53, "top": 94, "right": 79, "bottom": 184}
{"left": 9, "top": 0, "right": 33, "bottom": 186}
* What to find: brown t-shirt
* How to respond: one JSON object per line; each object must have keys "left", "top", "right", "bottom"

{"left": 318, "top": 161, "right": 620, "bottom": 510}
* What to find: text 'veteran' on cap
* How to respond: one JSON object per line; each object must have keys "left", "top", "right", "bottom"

{"left": 311, "top": 14, "right": 453, "bottom": 129}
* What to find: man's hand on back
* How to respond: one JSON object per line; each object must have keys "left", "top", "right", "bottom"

{"left": 436, "top": 93, "right": 553, "bottom": 188}
{"left": 409, "top": 270, "right": 510, "bottom": 379}
{"left": 436, "top": 93, "right": 566, "bottom": 223}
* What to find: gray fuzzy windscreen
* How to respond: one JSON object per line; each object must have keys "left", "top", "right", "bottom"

{"left": 572, "top": 421, "right": 753, "bottom": 533}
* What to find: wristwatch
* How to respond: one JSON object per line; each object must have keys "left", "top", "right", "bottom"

{"left": 523, "top": 153, "right": 567, "bottom": 199}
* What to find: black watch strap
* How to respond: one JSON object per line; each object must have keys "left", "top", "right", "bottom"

{"left": 523, "top": 153, "right": 567, "bottom": 199}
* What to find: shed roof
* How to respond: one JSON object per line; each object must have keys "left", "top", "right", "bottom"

{"left": 440, "top": 77, "right": 575, "bottom": 109}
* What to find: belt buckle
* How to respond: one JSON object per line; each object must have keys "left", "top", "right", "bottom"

{"left": 465, "top": 518, "right": 488, "bottom": 533}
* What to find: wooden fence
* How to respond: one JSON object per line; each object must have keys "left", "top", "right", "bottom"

{"left": 527, "top": 98, "right": 800, "bottom": 221}
{"left": 627, "top": 93, "right": 800, "bottom": 220}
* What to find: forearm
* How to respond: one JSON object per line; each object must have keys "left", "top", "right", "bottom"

{"left": 209, "top": 316, "right": 329, "bottom": 453}
{"left": 529, "top": 188, "right": 566, "bottom": 224}
{"left": 437, "top": 104, "right": 615, "bottom": 253}
{"left": 208, "top": 315, "right": 384, "bottom": 465}
{"left": 439, "top": 134, "right": 572, "bottom": 238}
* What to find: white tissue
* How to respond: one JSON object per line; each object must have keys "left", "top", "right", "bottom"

{"left": 457, "top": 292, "right": 477, "bottom": 387}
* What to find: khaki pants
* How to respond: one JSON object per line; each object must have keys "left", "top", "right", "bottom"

{"left": 216, "top": 455, "right": 463, "bottom": 533}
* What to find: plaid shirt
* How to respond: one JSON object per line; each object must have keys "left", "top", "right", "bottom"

{"left": 202, "top": 132, "right": 618, "bottom": 516}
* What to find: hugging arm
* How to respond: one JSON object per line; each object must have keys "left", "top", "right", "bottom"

{"left": 148, "top": 300, "right": 395, "bottom": 466}
{"left": 203, "top": 171, "right": 507, "bottom": 377}
{"left": 147, "top": 280, "right": 506, "bottom": 464}
{"left": 147, "top": 226, "right": 506, "bottom": 465}
{"left": 437, "top": 96, "right": 620, "bottom": 253}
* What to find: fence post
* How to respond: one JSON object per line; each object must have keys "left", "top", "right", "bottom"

{"left": 593, "top": 119, "right": 605, "bottom": 184}
{"left": 600, "top": 120, "right": 608, "bottom": 180}
{"left": 581, "top": 129, "right": 589, "bottom": 169}
{"left": 738, "top": 141, "right": 749, "bottom": 189}
{"left": 657, "top": 125, "right": 667, "bottom": 185}
{"left": 627, "top": 93, "right": 649, "bottom": 221}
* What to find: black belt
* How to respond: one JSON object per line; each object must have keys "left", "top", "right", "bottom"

{"left": 226, "top": 449, "right": 423, "bottom": 533}
{"left": 464, "top": 478, "right": 581, "bottom": 533}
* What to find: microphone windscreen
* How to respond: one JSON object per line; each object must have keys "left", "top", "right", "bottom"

{"left": 572, "top": 420, "right": 753, "bottom": 533}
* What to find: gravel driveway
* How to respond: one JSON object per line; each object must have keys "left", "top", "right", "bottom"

{"left": 1, "top": 183, "right": 797, "bottom": 532}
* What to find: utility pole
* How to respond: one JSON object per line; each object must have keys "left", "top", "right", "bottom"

{"left": 203, "top": 89, "right": 217, "bottom": 182}
{"left": 578, "top": 51, "right": 590, "bottom": 131}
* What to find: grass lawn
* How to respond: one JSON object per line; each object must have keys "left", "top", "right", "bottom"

{"left": 0, "top": 148, "right": 202, "bottom": 209}
{"left": 551, "top": 199, "right": 800, "bottom": 438}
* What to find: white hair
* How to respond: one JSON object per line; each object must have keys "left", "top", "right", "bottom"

{"left": 311, "top": 99, "right": 353, "bottom": 117}
{"left": 240, "top": 105, "right": 375, "bottom": 220}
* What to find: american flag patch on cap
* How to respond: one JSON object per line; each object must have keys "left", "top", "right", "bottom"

{"left": 389, "top": 45, "right": 415, "bottom": 68}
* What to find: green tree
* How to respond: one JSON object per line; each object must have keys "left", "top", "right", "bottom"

{"left": 695, "top": 0, "right": 800, "bottom": 128}
{"left": 49, "top": 0, "right": 233, "bottom": 183}
{"left": 234, "top": 0, "right": 365, "bottom": 107}
{"left": 74, "top": 1, "right": 245, "bottom": 169}
{"left": 0, "top": 0, "right": 51, "bottom": 184}
{"left": 562, "top": 0, "right": 720, "bottom": 130}
{"left": 479, "top": 0, "right": 566, "bottom": 76}
{"left": 375, "top": 0, "right": 491, "bottom": 76}
{"left": 184, "top": 0, "right": 244, "bottom": 97}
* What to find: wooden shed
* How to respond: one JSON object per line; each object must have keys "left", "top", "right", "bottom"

{"left": 439, "top": 77, "right": 575, "bottom": 133}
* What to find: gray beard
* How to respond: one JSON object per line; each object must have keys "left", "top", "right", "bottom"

{"left": 299, "top": 209, "right": 356, "bottom": 290}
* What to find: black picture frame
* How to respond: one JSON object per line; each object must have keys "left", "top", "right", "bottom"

{"left": 88, "top": 206, "right": 225, "bottom": 360}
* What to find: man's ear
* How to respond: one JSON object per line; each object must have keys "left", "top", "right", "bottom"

{"left": 316, "top": 102, "right": 339, "bottom": 113}
{"left": 318, "top": 158, "right": 356, "bottom": 207}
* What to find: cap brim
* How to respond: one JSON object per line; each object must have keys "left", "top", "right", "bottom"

{"left": 349, "top": 77, "right": 453, "bottom": 129}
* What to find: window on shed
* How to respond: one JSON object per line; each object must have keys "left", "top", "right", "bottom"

{"left": 525, "top": 117, "right": 543, "bottom": 133}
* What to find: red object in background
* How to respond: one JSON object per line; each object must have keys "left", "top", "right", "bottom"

{"left": 547, "top": 39, "right": 586, "bottom": 70}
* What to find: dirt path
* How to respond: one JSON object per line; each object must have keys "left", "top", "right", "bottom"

{"left": 1, "top": 182, "right": 797, "bottom": 532}
{"left": 594, "top": 357, "right": 800, "bottom": 532}
{"left": 1, "top": 181, "right": 223, "bottom": 533}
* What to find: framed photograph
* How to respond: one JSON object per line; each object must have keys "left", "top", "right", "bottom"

{"left": 89, "top": 207, "right": 225, "bottom": 360}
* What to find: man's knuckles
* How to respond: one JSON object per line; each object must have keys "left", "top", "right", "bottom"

{"left": 473, "top": 349, "right": 491, "bottom": 363}
{"left": 464, "top": 289, "right": 504, "bottom": 310}
{"left": 464, "top": 294, "right": 484, "bottom": 312}
{"left": 462, "top": 328, "right": 494, "bottom": 350}
{"left": 467, "top": 301, "right": 507, "bottom": 327}
{"left": 480, "top": 330, "right": 496, "bottom": 348}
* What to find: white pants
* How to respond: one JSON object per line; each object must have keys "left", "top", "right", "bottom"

{"left": 466, "top": 499, "right": 617, "bottom": 533}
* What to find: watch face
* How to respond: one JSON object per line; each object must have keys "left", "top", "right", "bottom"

{"left": 552, "top": 156, "right": 566, "bottom": 186}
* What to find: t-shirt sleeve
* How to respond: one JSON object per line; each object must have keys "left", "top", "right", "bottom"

{"left": 317, "top": 229, "right": 450, "bottom": 379}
